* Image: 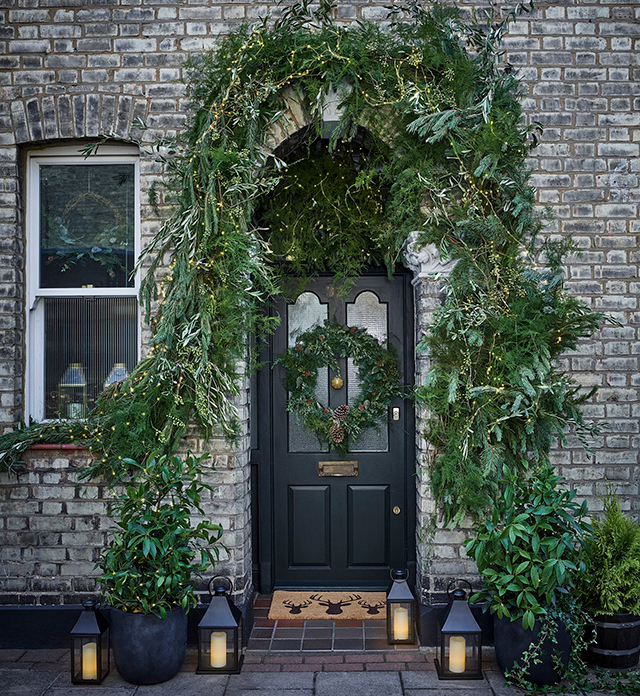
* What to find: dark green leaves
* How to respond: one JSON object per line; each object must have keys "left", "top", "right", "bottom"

{"left": 96, "top": 453, "right": 223, "bottom": 619}
{"left": 466, "top": 464, "right": 590, "bottom": 630}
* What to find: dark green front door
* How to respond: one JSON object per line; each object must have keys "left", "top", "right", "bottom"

{"left": 255, "top": 271, "right": 415, "bottom": 590}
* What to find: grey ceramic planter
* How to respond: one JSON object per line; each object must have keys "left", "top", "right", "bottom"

{"left": 109, "top": 606, "right": 187, "bottom": 685}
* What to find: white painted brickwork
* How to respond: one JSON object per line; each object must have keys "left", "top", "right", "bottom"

{"left": 0, "top": 1, "right": 638, "bottom": 605}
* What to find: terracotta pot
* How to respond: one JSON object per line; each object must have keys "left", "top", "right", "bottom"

{"left": 109, "top": 606, "right": 187, "bottom": 685}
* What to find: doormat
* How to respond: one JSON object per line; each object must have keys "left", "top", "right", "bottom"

{"left": 268, "top": 591, "right": 387, "bottom": 620}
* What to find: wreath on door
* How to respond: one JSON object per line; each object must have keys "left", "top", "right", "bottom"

{"left": 277, "top": 322, "right": 403, "bottom": 454}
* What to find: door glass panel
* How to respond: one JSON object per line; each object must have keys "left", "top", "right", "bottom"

{"left": 288, "top": 292, "right": 329, "bottom": 452}
{"left": 347, "top": 291, "right": 389, "bottom": 452}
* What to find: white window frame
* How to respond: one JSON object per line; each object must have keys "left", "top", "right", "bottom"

{"left": 25, "top": 144, "right": 141, "bottom": 421}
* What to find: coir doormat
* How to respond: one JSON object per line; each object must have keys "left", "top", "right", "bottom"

{"left": 268, "top": 591, "right": 387, "bottom": 620}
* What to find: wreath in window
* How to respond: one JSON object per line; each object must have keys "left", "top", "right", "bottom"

{"left": 277, "top": 322, "right": 403, "bottom": 454}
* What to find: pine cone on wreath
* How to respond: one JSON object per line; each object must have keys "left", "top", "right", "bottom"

{"left": 333, "top": 404, "right": 350, "bottom": 421}
{"left": 329, "top": 422, "right": 345, "bottom": 443}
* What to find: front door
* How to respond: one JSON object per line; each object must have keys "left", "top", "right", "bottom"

{"left": 254, "top": 271, "right": 414, "bottom": 590}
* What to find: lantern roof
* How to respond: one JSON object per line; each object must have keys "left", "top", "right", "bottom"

{"left": 70, "top": 600, "right": 109, "bottom": 636}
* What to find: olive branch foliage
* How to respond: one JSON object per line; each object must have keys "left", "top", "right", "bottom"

{"left": 0, "top": 0, "right": 605, "bottom": 524}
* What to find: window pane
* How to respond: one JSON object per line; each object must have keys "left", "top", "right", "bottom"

{"left": 44, "top": 297, "right": 138, "bottom": 418}
{"left": 39, "top": 164, "right": 135, "bottom": 288}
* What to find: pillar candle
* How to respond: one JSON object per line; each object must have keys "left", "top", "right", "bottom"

{"left": 449, "top": 635, "right": 466, "bottom": 673}
{"left": 82, "top": 641, "right": 98, "bottom": 680}
{"left": 393, "top": 606, "right": 409, "bottom": 641}
{"left": 210, "top": 631, "right": 227, "bottom": 669}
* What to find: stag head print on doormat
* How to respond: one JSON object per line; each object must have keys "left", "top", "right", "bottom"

{"left": 268, "top": 591, "right": 387, "bottom": 620}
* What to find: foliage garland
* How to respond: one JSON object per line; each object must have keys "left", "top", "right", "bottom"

{"left": 0, "top": 1, "right": 605, "bottom": 525}
{"left": 277, "top": 322, "right": 402, "bottom": 454}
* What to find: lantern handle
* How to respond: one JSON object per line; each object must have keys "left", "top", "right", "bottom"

{"left": 446, "top": 578, "right": 473, "bottom": 600}
{"left": 208, "top": 575, "right": 233, "bottom": 597}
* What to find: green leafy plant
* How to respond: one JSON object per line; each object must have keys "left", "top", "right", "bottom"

{"left": 466, "top": 464, "right": 592, "bottom": 688}
{"left": 467, "top": 464, "right": 590, "bottom": 630}
{"left": 577, "top": 491, "right": 640, "bottom": 616}
{"left": 97, "top": 453, "right": 223, "bottom": 618}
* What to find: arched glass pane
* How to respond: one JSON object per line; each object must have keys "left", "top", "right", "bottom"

{"left": 347, "top": 291, "right": 389, "bottom": 452}
{"left": 288, "top": 292, "right": 329, "bottom": 452}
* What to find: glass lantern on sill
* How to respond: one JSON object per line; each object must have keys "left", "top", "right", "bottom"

{"left": 58, "top": 362, "right": 87, "bottom": 419}
{"left": 70, "top": 599, "right": 110, "bottom": 685}
{"left": 197, "top": 576, "right": 243, "bottom": 674}
{"left": 435, "top": 580, "right": 483, "bottom": 680}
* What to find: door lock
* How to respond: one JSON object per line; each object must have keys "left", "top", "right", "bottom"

{"left": 392, "top": 407, "right": 400, "bottom": 421}
{"left": 393, "top": 506, "right": 401, "bottom": 515}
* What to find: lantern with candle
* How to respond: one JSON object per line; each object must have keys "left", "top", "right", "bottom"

{"left": 70, "top": 599, "right": 110, "bottom": 685}
{"left": 435, "top": 580, "right": 482, "bottom": 680}
{"left": 197, "top": 576, "right": 243, "bottom": 674}
{"left": 386, "top": 568, "right": 417, "bottom": 644}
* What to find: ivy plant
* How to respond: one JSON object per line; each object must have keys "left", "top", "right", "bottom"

{"left": 97, "top": 453, "right": 223, "bottom": 618}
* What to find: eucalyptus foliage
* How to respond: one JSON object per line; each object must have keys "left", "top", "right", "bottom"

{"left": 0, "top": 1, "right": 604, "bottom": 525}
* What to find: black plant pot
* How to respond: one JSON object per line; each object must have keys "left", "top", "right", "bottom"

{"left": 109, "top": 606, "right": 187, "bottom": 685}
{"left": 493, "top": 614, "right": 571, "bottom": 686}
{"left": 586, "top": 612, "right": 640, "bottom": 670}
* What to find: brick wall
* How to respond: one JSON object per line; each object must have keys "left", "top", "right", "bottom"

{"left": 0, "top": 1, "right": 638, "bottom": 605}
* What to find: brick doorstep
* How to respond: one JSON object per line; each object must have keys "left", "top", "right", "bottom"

{"left": 244, "top": 650, "right": 434, "bottom": 672}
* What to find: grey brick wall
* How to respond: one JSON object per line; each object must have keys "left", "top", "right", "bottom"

{"left": 0, "top": 1, "right": 638, "bottom": 606}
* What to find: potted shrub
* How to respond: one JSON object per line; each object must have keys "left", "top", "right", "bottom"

{"left": 577, "top": 491, "right": 640, "bottom": 669}
{"left": 466, "top": 464, "right": 591, "bottom": 688}
{"left": 97, "top": 452, "right": 222, "bottom": 685}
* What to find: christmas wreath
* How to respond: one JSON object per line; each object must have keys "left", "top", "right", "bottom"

{"left": 277, "top": 322, "right": 403, "bottom": 454}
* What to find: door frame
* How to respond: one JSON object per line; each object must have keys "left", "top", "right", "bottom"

{"left": 251, "top": 268, "right": 416, "bottom": 593}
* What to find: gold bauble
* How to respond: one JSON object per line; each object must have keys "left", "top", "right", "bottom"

{"left": 331, "top": 375, "right": 344, "bottom": 390}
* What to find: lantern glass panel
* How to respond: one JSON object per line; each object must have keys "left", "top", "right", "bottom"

{"left": 198, "top": 627, "right": 240, "bottom": 673}
{"left": 386, "top": 600, "right": 416, "bottom": 644}
{"left": 439, "top": 631, "right": 482, "bottom": 679}
{"left": 72, "top": 635, "right": 105, "bottom": 683}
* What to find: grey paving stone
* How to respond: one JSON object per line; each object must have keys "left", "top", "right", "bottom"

{"left": 227, "top": 671, "right": 315, "bottom": 691}
{"left": 405, "top": 690, "right": 493, "bottom": 696}
{"left": 226, "top": 691, "right": 312, "bottom": 696}
{"left": 401, "top": 670, "right": 487, "bottom": 689}
{"left": 482, "top": 669, "right": 523, "bottom": 696}
{"left": 316, "top": 671, "right": 402, "bottom": 696}
{"left": 0, "top": 650, "right": 27, "bottom": 662}
{"left": 135, "top": 671, "right": 228, "bottom": 695}
{"left": 0, "top": 669, "right": 60, "bottom": 696}
{"left": 46, "top": 689, "right": 136, "bottom": 696}
{"left": 49, "top": 667, "right": 135, "bottom": 690}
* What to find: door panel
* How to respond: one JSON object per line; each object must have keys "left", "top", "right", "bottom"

{"left": 288, "top": 485, "right": 331, "bottom": 567}
{"left": 256, "top": 272, "right": 414, "bottom": 589}
{"left": 347, "top": 485, "right": 389, "bottom": 567}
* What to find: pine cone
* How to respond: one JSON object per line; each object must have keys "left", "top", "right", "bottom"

{"left": 333, "top": 404, "right": 350, "bottom": 421}
{"left": 329, "top": 422, "right": 345, "bottom": 443}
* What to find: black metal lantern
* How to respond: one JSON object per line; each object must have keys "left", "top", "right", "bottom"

{"left": 386, "top": 568, "right": 417, "bottom": 644}
{"left": 435, "top": 580, "right": 483, "bottom": 680}
{"left": 197, "top": 576, "right": 243, "bottom": 674}
{"left": 70, "top": 599, "right": 110, "bottom": 685}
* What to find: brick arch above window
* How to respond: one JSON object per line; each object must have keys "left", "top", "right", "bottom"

{"left": 10, "top": 94, "right": 150, "bottom": 144}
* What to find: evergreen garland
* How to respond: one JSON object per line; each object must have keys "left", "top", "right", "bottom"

{"left": 0, "top": 1, "right": 605, "bottom": 524}
{"left": 277, "top": 322, "right": 402, "bottom": 454}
